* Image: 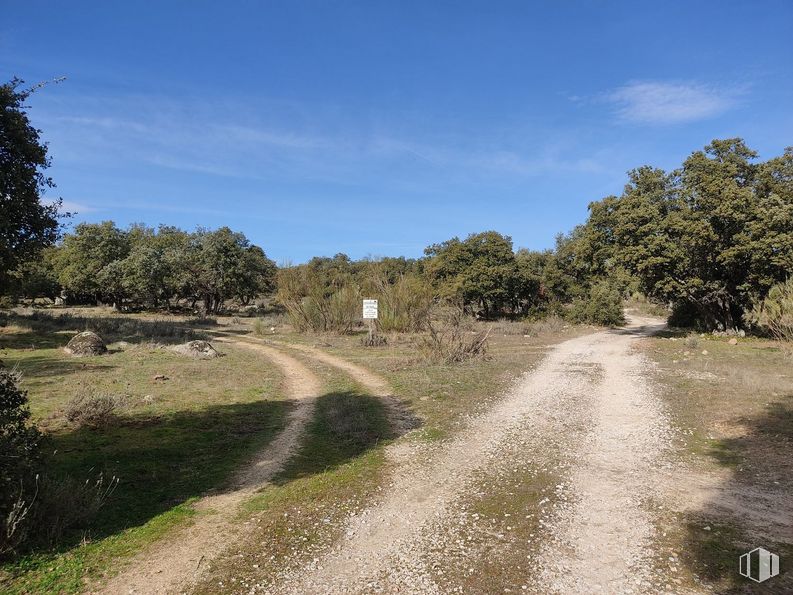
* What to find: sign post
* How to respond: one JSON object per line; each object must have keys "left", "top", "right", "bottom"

{"left": 362, "top": 299, "right": 378, "bottom": 343}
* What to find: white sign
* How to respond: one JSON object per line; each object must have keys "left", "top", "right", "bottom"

{"left": 362, "top": 299, "right": 378, "bottom": 319}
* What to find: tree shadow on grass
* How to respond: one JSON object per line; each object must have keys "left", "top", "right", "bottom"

{"left": 2, "top": 352, "right": 116, "bottom": 380}
{"left": 24, "top": 387, "right": 414, "bottom": 559}
{"left": 36, "top": 398, "right": 293, "bottom": 554}
{"left": 274, "top": 389, "right": 404, "bottom": 484}
{"left": 680, "top": 394, "right": 793, "bottom": 593}
{"left": 0, "top": 330, "right": 70, "bottom": 350}
{"left": 1, "top": 311, "right": 217, "bottom": 346}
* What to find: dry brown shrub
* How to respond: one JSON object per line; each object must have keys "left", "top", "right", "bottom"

{"left": 276, "top": 267, "right": 359, "bottom": 334}
{"left": 364, "top": 273, "right": 433, "bottom": 333}
{"left": 63, "top": 394, "right": 127, "bottom": 428}
{"left": 420, "top": 306, "right": 490, "bottom": 363}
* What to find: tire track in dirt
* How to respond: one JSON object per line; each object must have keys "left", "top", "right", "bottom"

{"left": 97, "top": 339, "right": 321, "bottom": 595}
{"left": 276, "top": 341, "right": 421, "bottom": 435}
{"left": 265, "top": 316, "right": 673, "bottom": 594}
{"left": 536, "top": 316, "right": 675, "bottom": 593}
{"left": 236, "top": 336, "right": 419, "bottom": 436}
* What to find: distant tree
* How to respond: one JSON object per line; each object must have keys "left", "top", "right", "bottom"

{"left": 748, "top": 147, "right": 793, "bottom": 294}
{"left": 512, "top": 249, "right": 548, "bottom": 314}
{"left": 424, "top": 231, "right": 520, "bottom": 316}
{"left": 55, "top": 222, "right": 130, "bottom": 306}
{"left": 582, "top": 139, "right": 793, "bottom": 329}
{"left": 305, "top": 253, "right": 356, "bottom": 290}
{"left": 354, "top": 256, "right": 422, "bottom": 284}
{"left": 49, "top": 222, "right": 275, "bottom": 312}
{"left": 0, "top": 79, "right": 64, "bottom": 294}
{"left": 235, "top": 245, "right": 277, "bottom": 305}
{"left": 120, "top": 226, "right": 190, "bottom": 310}
{"left": 189, "top": 227, "right": 276, "bottom": 313}
{"left": 8, "top": 246, "right": 61, "bottom": 303}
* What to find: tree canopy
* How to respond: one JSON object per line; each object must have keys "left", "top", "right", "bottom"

{"left": 50, "top": 222, "right": 276, "bottom": 313}
{"left": 0, "top": 79, "right": 63, "bottom": 292}
{"left": 576, "top": 139, "right": 793, "bottom": 329}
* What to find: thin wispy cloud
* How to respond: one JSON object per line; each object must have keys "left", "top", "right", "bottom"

{"left": 41, "top": 198, "right": 98, "bottom": 214}
{"left": 477, "top": 150, "right": 605, "bottom": 176}
{"left": 605, "top": 81, "right": 741, "bottom": 124}
{"left": 37, "top": 94, "right": 613, "bottom": 188}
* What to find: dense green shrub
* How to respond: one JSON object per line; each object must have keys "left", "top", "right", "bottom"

{"left": 568, "top": 282, "right": 625, "bottom": 327}
{"left": 0, "top": 367, "right": 41, "bottom": 555}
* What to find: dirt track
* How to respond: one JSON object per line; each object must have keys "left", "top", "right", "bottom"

{"left": 97, "top": 339, "right": 322, "bottom": 595}
{"left": 271, "top": 315, "right": 676, "bottom": 594}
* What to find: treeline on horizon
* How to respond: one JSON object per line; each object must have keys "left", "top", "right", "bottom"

{"left": 3, "top": 138, "right": 793, "bottom": 333}
{"left": 7, "top": 224, "right": 277, "bottom": 314}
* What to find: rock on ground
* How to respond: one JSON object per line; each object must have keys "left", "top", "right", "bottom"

{"left": 64, "top": 330, "right": 107, "bottom": 356}
{"left": 170, "top": 340, "right": 221, "bottom": 359}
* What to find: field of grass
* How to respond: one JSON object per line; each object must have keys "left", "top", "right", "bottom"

{"left": 641, "top": 332, "right": 793, "bottom": 593}
{"left": 0, "top": 313, "right": 290, "bottom": 593}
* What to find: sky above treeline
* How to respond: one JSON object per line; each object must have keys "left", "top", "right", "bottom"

{"left": 3, "top": 1, "right": 792, "bottom": 264}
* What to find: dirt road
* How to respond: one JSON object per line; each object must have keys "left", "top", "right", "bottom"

{"left": 99, "top": 339, "right": 322, "bottom": 595}
{"left": 272, "top": 315, "right": 676, "bottom": 594}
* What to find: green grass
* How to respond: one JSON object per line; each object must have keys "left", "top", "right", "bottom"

{"left": 659, "top": 517, "right": 793, "bottom": 594}
{"left": 186, "top": 323, "right": 587, "bottom": 593}
{"left": 2, "top": 312, "right": 585, "bottom": 593}
{"left": 2, "top": 308, "right": 217, "bottom": 341}
{"left": 1, "top": 332, "right": 279, "bottom": 422}
{"left": 47, "top": 398, "right": 290, "bottom": 537}
{"left": 0, "top": 319, "right": 291, "bottom": 593}
{"left": 275, "top": 389, "right": 391, "bottom": 483}
{"left": 642, "top": 334, "right": 793, "bottom": 466}
{"left": 191, "top": 368, "right": 392, "bottom": 594}
{"left": 296, "top": 323, "right": 587, "bottom": 438}
{"left": 1, "top": 503, "right": 197, "bottom": 595}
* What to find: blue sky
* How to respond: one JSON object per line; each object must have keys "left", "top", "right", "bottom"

{"left": 3, "top": 1, "right": 792, "bottom": 263}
